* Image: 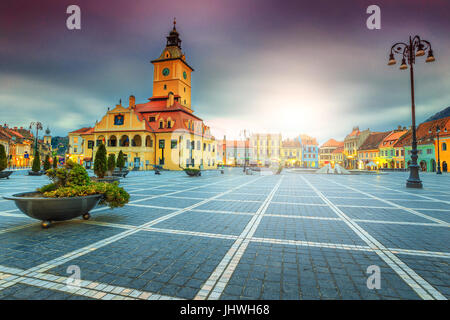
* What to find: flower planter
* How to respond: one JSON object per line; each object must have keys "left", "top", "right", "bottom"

{"left": 28, "top": 171, "right": 45, "bottom": 176}
{"left": 0, "top": 171, "right": 13, "bottom": 179}
{"left": 91, "top": 176, "right": 121, "bottom": 184}
{"left": 3, "top": 192, "right": 103, "bottom": 228}
{"left": 112, "top": 169, "right": 129, "bottom": 178}
{"left": 184, "top": 169, "right": 201, "bottom": 177}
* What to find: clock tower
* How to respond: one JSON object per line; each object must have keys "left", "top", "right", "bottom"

{"left": 151, "top": 19, "right": 194, "bottom": 109}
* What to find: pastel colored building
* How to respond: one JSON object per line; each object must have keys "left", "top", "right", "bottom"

{"left": 220, "top": 140, "right": 252, "bottom": 167}
{"left": 319, "top": 138, "right": 343, "bottom": 167}
{"left": 281, "top": 139, "right": 302, "bottom": 167}
{"left": 344, "top": 126, "right": 370, "bottom": 169}
{"left": 250, "top": 133, "right": 282, "bottom": 166}
{"left": 357, "top": 131, "right": 391, "bottom": 170}
{"left": 331, "top": 144, "right": 345, "bottom": 167}
{"left": 394, "top": 120, "right": 440, "bottom": 172}
{"left": 300, "top": 134, "right": 318, "bottom": 168}
{"left": 378, "top": 127, "right": 408, "bottom": 169}
{"left": 427, "top": 116, "right": 450, "bottom": 172}
{"left": 72, "top": 21, "right": 216, "bottom": 171}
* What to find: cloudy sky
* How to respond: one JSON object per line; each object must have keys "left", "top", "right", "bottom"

{"left": 1, "top": 0, "right": 449, "bottom": 143}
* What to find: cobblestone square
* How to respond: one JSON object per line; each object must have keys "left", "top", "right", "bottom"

{"left": 0, "top": 169, "right": 448, "bottom": 300}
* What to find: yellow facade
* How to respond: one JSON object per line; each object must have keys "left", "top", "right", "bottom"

{"left": 73, "top": 22, "right": 216, "bottom": 171}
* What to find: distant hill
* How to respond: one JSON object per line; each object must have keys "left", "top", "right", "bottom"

{"left": 425, "top": 106, "right": 450, "bottom": 122}
{"left": 51, "top": 136, "right": 69, "bottom": 155}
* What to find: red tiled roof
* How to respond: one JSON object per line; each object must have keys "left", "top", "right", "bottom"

{"left": 299, "top": 134, "right": 318, "bottom": 146}
{"left": 358, "top": 131, "right": 391, "bottom": 151}
{"left": 320, "top": 139, "right": 342, "bottom": 148}
{"left": 282, "top": 139, "right": 301, "bottom": 148}
{"left": 70, "top": 127, "right": 93, "bottom": 134}
{"left": 380, "top": 130, "right": 408, "bottom": 148}
{"left": 394, "top": 117, "right": 450, "bottom": 147}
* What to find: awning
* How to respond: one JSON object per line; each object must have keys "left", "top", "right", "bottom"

{"left": 83, "top": 157, "right": 92, "bottom": 161}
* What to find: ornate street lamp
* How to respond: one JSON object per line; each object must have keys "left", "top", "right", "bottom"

{"left": 29, "top": 122, "right": 43, "bottom": 154}
{"left": 429, "top": 125, "right": 442, "bottom": 174}
{"left": 388, "top": 35, "right": 435, "bottom": 188}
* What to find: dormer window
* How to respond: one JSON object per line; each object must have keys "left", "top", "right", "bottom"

{"left": 149, "top": 116, "right": 156, "bottom": 122}
{"left": 167, "top": 121, "right": 172, "bottom": 129}
{"left": 159, "top": 121, "right": 164, "bottom": 129}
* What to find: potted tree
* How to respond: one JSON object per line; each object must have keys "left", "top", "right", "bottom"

{"left": 43, "top": 155, "right": 51, "bottom": 171}
{"left": 0, "top": 145, "right": 13, "bottom": 179}
{"left": 29, "top": 151, "right": 44, "bottom": 176}
{"left": 107, "top": 153, "right": 116, "bottom": 176}
{"left": 92, "top": 143, "right": 118, "bottom": 183}
{"left": 112, "top": 150, "right": 129, "bottom": 177}
{"left": 3, "top": 160, "right": 129, "bottom": 228}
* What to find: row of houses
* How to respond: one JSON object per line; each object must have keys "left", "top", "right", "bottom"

{"left": 318, "top": 116, "right": 450, "bottom": 172}
{"left": 0, "top": 125, "right": 52, "bottom": 168}
{"left": 216, "top": 133, "right": 319, "bottom": 168}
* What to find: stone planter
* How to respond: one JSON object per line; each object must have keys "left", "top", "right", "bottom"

{"left": 28, "top": 171, "right": 45, "bottom": 176}
{"left": 3, "top": 192, "right": 102, "bottom": 228}
{"left": 184, "top": 169, "right": 201, "bottom": 177}
{"left": 112, "top": 169, "right": 129, "bottom": 178}
{"left": 91, "top": 176, "right": 121, "bottom": 184}
{"left": 0, "top": 171, "right": 13, "bottom": 179}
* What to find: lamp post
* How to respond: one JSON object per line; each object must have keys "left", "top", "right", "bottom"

{"left": 429, "top": 125, "right": 442, "bottom": 174}
{"left": 29, "top": 122, "right": 43, "bottom": 159}
{"left": 388, "top": 35, "right": 435, "bottom": 188}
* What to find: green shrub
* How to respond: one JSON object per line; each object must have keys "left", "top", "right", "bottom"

{"left": 32, "top": 152, "right": 41, "bottom": 172}
{"left": 94, "top": 143, "right": 107, "bottom": 178}
{"left": 43, "top": 155, "right": 51, "bottom": 171}
{"left": 39, "top": 160, "right": 129, "bottom": 208}
{"left": 53, "top": 156, "right": 58, "bottom": 169}
{"left": 0, "top": 144, "right": 7, "bottom": 172}
{"left": 117, "top": 150, "right": 125, "bottom": 170}
{"left": 107, "top": 154, "right": 116, "bottom": 172}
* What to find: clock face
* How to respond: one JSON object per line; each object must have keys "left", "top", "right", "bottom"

{"left": 162, "top": 68, "right": 170, "bottom": 76}
{"left": 183, "top": 71, "right": 187, "bottom": 80}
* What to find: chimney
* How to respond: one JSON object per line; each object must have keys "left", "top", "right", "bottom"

{"left": 14, "top": 126, "right": 17, "bottom": 130}
{"left": 129, "top": 95, "right": 135, "bottom": 108}
{"left": 397, "top": 125, "right": 401, "bottom": 131}
{"left": 166, "top": 92, "right": 174, "bottom": 108}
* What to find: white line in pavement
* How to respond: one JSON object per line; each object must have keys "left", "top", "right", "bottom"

{"left": 357, "top": 180, "right": 450, "bottom": 205}
{"left": 0, "top": 175, "right": 251, "bottom": 292}
{"left": 307, "top": 176, "right": 446, "bottom": 300}
{"left": 325, "top": 179, "right": 450, "bottom": 226}
{"left": 0, "top": 266, "right": 179, "bottom": 300}
{"left": 195, "top": 176, "right": 283, "bottom": 300}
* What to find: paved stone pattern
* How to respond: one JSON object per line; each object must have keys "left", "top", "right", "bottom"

{"left": 0, "top": 169, "right": 448, "bottom": 300}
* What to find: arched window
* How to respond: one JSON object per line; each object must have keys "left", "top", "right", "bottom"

{"left": 132, "top": 135, "right": 142, "bottom": 147}
{"left": 108, "top": 135, "right": 117, "bottom": 147}
{"left": 119, "top": 135, "right": 129, "bottom": 147}
{"left": 442, "top": 143, "right": 447, "bottom": 151}
{"left": 159, "top": 120, "right": 164, "bottom": 129}
{"left": 145, "top": 136, "right": 153, "bottom": 148}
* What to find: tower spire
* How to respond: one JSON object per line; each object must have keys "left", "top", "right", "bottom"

{"left": 166, "top": 18, "right": 181, "bottom": 48}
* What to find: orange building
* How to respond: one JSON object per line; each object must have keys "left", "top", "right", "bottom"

{"left": 428, "top": 117, "right": 450, "bottom": 172}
